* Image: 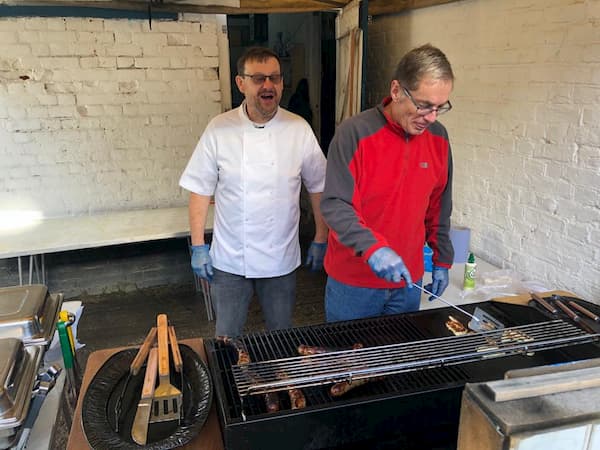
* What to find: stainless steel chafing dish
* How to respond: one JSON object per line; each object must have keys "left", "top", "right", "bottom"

{"left": 0, "top": 285, "right": 63, "bottom": 347}
{"left": 0, "top": 338, "right": 43, "bottom": 448}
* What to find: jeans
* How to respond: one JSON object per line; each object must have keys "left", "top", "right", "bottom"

{"left": 210, "top": 268, "right": 296, "bottom": 337}
{"left": 325, "top": 276, "right": 422, "bottom": 322}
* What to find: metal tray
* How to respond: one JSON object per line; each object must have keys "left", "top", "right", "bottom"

{"left": 0, "top": 338, "right": 43, "bottom": 429}
{"left": 0, "top": 285, "right": 63, "bottom": 346}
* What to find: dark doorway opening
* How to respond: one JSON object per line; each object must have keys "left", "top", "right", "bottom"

{"left": 319, "top": 12, "right": 336, "bottom": 155}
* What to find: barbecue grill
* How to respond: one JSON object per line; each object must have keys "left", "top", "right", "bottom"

{"left": 204, "top": 299, "right": 600, "bottom": 450}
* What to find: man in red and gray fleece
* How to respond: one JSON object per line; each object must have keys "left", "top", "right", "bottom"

{"left": 321, "top": 43, "right": 455, "bottom": 322}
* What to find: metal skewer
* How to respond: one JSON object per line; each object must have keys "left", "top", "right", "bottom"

{"left": 413, "top": 284, "right": 479, "bottom": 322}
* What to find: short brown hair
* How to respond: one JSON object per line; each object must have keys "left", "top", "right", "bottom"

{"left": 393, "top": 44, "right": 454, "bottom": 91}
{"left": 237, "top": 47, "right": 281, "bottom": 75}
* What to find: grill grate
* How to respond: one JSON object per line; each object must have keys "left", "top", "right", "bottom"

{"left": 206, "top": 314, "right": 443, "bottom": 419}
{"left": 232, "top": 320, "right": 600, "bottom": 396}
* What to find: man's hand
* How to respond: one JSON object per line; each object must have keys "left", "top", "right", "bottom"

{"left": 305, "top": 241, "right": 327, "bottom": 271}
{"left": 425, "top": 266, "right": 449, "bottom": 300}
{"left": 191, "top": 244, "right": 213, "bottom": 282}
{"left": 367, "top": 247, "right": 413, "bottom": 286}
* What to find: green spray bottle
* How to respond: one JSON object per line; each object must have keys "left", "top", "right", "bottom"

{"left": 463, "top": 252, "right": 476, "bottom": 290}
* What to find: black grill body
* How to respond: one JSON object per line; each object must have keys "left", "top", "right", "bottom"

{"left": 204, "top": 300, "right": 600, "bottom": 450}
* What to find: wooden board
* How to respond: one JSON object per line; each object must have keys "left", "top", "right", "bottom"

{"left": 67, "top": 338, "right": 224, "bottom": 450}
{"left": 484, "top": 366, "right": 600, "bottom": 402}
{"left": 492, "top": 290, "right": 579, "bottom": 306}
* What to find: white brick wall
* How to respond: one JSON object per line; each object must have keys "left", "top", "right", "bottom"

{"left": 0, "top": 15, "right": 221, "bottom": 217}
{"left": 367, "top": 0, "right": 600, "bottom": 300}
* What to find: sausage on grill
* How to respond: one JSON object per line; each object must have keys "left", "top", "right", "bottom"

{"left": 276, "top": 370, "right": 307, "bottom": 409}
{"left": 264, "top": 392, "right": 280, "bottom": 412}
{"left": 330, "top": 378, "right": 371, "bottom": 397}
{"left": 219, "top": 337, "right": 281, "bottom": 413}
{"left": 288, "top": 388, "right": 306, "bottom": 409}
{"left": 297, "top": 342, "right": 363, "bottom": 356}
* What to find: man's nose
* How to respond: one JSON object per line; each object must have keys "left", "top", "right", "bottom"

{"left": 423, "top": 109, "right": 438, "bottom": 121}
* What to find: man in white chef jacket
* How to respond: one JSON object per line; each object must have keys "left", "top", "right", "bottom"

{"left": 180, "top": 47, "right": 328, "bottom": 338}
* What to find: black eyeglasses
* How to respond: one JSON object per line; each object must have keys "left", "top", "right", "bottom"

{"left": 402, "top": 87, "right": 452, "bottom": 116}
{"left": 241, "top": 73, "right": 283, "bottom": 85}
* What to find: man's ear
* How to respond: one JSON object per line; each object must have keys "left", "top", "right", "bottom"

{"left": 235, "top": 75, "right": 245, "bottom": 94}
{"left": 390, "top": 79, "right": 401, "bottom": 101}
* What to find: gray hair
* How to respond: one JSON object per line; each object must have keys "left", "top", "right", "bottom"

{"left": 393, "top": 44, "right": 454, "bottom": 91}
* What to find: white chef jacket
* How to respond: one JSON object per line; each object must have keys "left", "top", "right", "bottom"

{"left": 179, "top": 103, "right": 326, "bottom": 278}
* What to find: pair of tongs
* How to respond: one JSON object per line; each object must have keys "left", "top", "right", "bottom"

{"left": 114, "top": 326, "right": 157, "bottom": 432}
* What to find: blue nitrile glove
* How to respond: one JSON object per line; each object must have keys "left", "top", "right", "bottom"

{"left": 191, "top": 244, "right": 213, "bottom": 282}
{"left": 305, "top": 241, "right": 327, "bottom": 271}
{"left": 425, "top": 266, "right": 449, "bottom": 301}
{"left": 367, "top": 247, "right": 413, "bottom": 286}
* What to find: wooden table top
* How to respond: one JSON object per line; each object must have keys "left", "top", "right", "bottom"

{"left": 67, "top": 338, "right": 224, "bottom": 450}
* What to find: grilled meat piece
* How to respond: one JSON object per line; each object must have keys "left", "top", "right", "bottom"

{"left": 276, "top": 370, "right": 307, "bottom": 409}
{"left": 264, "top": 392, "right": 280, "bottom": 413}
{"left": 446, "top": 316, "right": 469, "bottom": 336}
{"left": 330, "top": 378, "right": 371, "bottom": 397}
{"left": 236, "top": 346, "right": 251, "bottom": 365}
{"left": 217, "top": 336, "right": 251, "bottom": 365}
{"left": 219, "top": 337, "right": 282, "bottom": 413}
{"left": 288, "top": 388, "right": 306, "bottom": 409}
{"left": 297, "top": 342, "right": 363, "bottom": 356}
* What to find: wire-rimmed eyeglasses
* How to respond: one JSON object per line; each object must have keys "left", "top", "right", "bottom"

{"left": 402, "top": 87, "right": 452, "bottom": 116}
{"left": 241, "top": 73, "right": 283, "bottom": 85}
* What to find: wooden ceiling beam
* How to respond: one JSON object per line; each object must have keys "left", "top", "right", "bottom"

{"left": 368, "top": 0, "right": 462, "bottom": 17}
{"left": 0, "top": 0, "right": 463, "bottom": 15}
{"left": 0, "top": 0, "right": 347, "bottom": 14}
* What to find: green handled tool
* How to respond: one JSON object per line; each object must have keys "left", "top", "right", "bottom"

{"left": 58, "top": 321, "right": 79, "bottom": 402}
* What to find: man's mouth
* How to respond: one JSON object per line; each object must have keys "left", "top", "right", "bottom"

{"left": 260, "top": 91, "right": 276, "bottom": 101}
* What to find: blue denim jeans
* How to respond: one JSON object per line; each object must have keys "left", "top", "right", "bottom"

{"left": 210, "top": 268, "right": 296, "bottom": 337}
{"left": 325, "top": 276, "right": 422, "bottom": 322}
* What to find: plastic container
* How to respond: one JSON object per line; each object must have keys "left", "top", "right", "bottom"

{"left": 463, "top": 253, "right": 476, "bottom": 290}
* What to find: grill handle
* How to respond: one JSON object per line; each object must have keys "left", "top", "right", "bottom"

{"left": 555, "top": 300, "right": 596, "bottom": 334}
{"left": 568, "top": 301, "right": 600, "bottom": 323}
{"left": 555, "top": 300, "right": 578, "bottom": 321}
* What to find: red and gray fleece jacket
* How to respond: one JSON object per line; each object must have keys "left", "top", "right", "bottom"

{"left": 321, "top": 98, "right": 454, "bottom": 288}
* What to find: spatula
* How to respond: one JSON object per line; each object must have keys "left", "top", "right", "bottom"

{"left": 468, "top": 306, "right": 505, "bottom": 332}
{"left": 414, "top": 284, "right": 504, "bottom": 332}
{"left": 131, "top": 347, "right": 158, "bottom": 445}
{"left": 150, "top": 314, "right": 182, "bottom": 423}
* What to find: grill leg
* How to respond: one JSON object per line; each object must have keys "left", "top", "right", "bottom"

{"left": 18, "top": 256, "right": 23, "bottom": 285}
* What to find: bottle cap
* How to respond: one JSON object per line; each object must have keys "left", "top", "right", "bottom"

{"left": 467, "top": 252, "right": 475, "bottom": 264}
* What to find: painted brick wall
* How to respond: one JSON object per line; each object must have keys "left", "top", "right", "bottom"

{"left": 0, "top": 14, "right": 221, "bottom": 217}
{"left": 0, "top": 13, "right": 221, "bottom": 296}
{"left": 367, "top": 0, "right": 600, "bottom": 300}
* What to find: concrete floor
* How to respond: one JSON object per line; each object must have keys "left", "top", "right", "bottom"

{"left": 51, "top": 265, "right": 327, "bottom": 449}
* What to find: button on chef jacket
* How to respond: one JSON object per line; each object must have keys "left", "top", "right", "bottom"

{"left": 179, "top": 103, "right": 326, "bottom": 278}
